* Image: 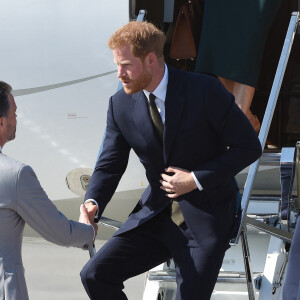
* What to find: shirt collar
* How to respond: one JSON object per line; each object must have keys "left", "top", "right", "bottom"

{"left": 144, "top": 64, "right": 168, "bottom": 101}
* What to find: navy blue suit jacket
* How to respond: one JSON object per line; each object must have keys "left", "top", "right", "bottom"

{"left": 86, "top": 66, "right": 262, "bottom": 253}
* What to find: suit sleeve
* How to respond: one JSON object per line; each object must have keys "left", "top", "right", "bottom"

{"left": 193, "top": 79, "right": 262, "bottom": 191}
{"left": 84, "top": 97, "right": 131, "bottom": 219}
{"left": 16, "top": 165, "right": 94, "bottom": 248}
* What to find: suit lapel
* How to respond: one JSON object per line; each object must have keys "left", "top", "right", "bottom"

{"left": 164, "top": 69, "right": 186, "bottom": 164}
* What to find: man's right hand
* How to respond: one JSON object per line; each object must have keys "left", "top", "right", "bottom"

{"left": 84, "top": 201, "right": 98, "bottom": 220}
{"left": 79, "top": 204, "right": 98, "bottom": 240}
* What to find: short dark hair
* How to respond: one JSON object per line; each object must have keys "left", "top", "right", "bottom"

{"left": 0, "top": 81, "right": 12, "bottom": 118}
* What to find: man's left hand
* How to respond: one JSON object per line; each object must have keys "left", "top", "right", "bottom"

{"left": 160, "top": 166, "right": 197, "bottom": 198}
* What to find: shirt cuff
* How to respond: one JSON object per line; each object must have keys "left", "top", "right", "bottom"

{"left": 82, "top": 223, "right": 96, "bottom": 250}
{"left": 84, "top": 199, "right": 99, "bottom": 219}
{"left": 191, "top": 172, "right": 203, "bottom": 191}
{"left": 90, "top": 224, "right": 96, "bottom": 240}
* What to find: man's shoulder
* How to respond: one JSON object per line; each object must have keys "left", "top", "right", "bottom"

{"left": 167, "top": 65, "right": 219, "bottom": 87}
{"left": 113, "top": 88, "right": 131, "bottom": 99}
{"left": 0, "top": 155, "right": 35, "bottom": 183}
{"left": 110, "top": 88, "right": 130, "bottom": 104}
{"left": 0, "top": 155, "right": 29, "bottom": 201}
{"left": 0, "top": 154, "right": 25, "bottom": 173}
{"left": 111, "top": 88, "right": 142, "bottom": 108}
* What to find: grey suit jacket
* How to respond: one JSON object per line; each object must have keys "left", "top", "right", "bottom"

{"left": 0, "top": 153, "right": 94, "bottom": 300}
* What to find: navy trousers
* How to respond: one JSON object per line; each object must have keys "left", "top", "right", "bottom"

{"left": 80, "top": 208, "right": 230, "bottom": 300}
{"left": 283, "top": 217, "right": 300, "bottom": 299}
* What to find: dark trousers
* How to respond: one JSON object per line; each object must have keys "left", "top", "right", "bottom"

{"left": 80, "top": 209, "right": 229, "bottom": 300}
{"left": 283, "top": 216, "right": 300, "bottom": 299}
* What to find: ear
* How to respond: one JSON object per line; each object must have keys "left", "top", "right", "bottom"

{"left": 0, "top": 117, "right": 4, "bottom": 127}
{"left": 146, "top": 52, "right": 157, "bottom": 66}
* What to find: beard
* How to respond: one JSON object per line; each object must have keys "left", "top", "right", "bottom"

{"left": 121, "top": 67, "right": 152, "bottom": 95}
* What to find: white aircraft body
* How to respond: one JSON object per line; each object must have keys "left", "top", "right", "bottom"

{"left": 1, "top": 0, "right": 148, "bottom": 238}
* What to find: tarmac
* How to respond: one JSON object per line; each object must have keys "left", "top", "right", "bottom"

{"left": 22, "top": 237, "right": 146, "bottom": 300}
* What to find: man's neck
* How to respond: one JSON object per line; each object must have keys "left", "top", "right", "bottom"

{"left": 146, "top": 63, "right": 165, "bottom": 92}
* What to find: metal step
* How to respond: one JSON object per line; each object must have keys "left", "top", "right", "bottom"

{"left": 147, "top": 270, "right": 262, "bottom": 285}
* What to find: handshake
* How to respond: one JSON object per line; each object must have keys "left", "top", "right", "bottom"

{"left": 79, "top": 202, "right": 98, "bottom": 240}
